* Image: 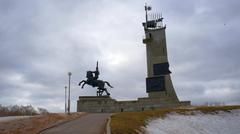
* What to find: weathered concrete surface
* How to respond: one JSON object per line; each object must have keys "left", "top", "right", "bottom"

{"left": 77, "top": 96, "right": 190, "bottom": 113}
{"left": 40, "top": 113, "right": 111, "bottom": 134}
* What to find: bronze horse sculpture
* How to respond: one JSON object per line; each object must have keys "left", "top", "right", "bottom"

{"left": 78, "top": 62, "right": 113, "bottom": 96}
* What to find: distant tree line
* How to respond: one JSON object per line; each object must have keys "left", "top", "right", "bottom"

{"left": 0, "top": 104, "right": 49, "bottom": 117}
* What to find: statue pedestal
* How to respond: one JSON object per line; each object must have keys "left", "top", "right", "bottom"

{"left": 77, "top": 96, "right": 117, "bottom": 113}
{"left": 77, "top": 95, "right": 190, "bottom": 113}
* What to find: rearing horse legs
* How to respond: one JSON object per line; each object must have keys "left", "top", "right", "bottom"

{"left": 78, "top": 80, "right": 85, "bottom": 86}
{"left": 97, "top": 88, "right": 108, "bottom": 96}
{"left": 97, "top": 89, "right": 104, "bottom": 96}
{"left": 97, "top": 90, "right": 99, "bottom": 96}
{"left": 78, "top": 80, "right": 86, "bottom": 89}
{"left": 82, "top": 83, "right": 86, "bottom": 88}
{"left": 104, "top": 88, "right": 110, "bottom": 96}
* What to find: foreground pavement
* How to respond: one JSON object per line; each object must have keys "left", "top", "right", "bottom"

{"left": 40, "top": 113, "right": 111, "bottom": 134}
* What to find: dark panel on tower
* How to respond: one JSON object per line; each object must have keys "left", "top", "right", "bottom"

{"left": 146, "top": 76, "right": 165, "bottom": 92}
{"left": 153, "top": 62, "right": 171, "bottom": 75}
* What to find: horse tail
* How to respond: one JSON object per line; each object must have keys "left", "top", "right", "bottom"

{"left": 105, "top": 81, "right": 113, "bottom": 88}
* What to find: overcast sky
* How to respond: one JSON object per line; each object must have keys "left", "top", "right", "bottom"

{"left": 0, "top": 0, "right": 240, "bottom": 112}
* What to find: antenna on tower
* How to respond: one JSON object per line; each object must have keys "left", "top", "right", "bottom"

{"left": 144, "top": 3, "right": 151, "bottom": 29}
{"left": 143, "top": 4, "right": 165, "bottom": 29}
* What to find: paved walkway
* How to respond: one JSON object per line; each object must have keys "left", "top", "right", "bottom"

{"left": 40, "top": 113, "right": 111, "bottom": 134}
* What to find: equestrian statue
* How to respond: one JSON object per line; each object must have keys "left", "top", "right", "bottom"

{"left": 78, "top": 61, "right": 113, "bottom": 96}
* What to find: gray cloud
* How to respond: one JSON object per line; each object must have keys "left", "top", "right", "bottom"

{"left": 0, "top": 0, "right": 240, "bottom": 112}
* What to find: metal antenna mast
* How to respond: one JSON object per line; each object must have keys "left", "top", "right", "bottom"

{"left": 144, "top": 3, "right": 151, "bottom": 29}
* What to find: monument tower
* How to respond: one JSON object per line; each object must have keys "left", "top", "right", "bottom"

{"left": 142, "top": 4, "right": 179, "bottom": 102}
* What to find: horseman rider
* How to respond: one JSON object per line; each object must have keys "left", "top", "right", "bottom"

{"left": 86, "top": 67, "right": 99, "bottom": 87}
{"left": 79, "top": 61, "right": 113, "bottom": 96}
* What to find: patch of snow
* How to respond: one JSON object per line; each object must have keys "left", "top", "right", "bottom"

{"left": 145, "top": 110, "right": 240, "bottom": 134}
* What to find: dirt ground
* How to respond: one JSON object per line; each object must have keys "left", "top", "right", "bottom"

{"left": 0, "top": 112, "right": 86, "bottom": 134}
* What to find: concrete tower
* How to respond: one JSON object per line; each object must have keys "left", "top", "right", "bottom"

{"left": 143, "top": 5, "right": 179, "bottom": 102}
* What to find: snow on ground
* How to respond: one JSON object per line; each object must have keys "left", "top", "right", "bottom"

{"left": 0, "top": 116, "right": 31, "bottom": 122}
{"left": 145, "top": 110, "right": 240, "bottom": 134}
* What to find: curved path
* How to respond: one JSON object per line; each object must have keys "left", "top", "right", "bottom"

{"left": 40, "top": 113, "right": 111, "bottom": 134}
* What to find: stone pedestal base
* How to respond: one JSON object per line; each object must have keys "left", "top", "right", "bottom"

{"left": 77, "top": 96, "right": 117, "bottom": 113}
{"left": 77, "top": 96, "right": 190, "bottom": 113}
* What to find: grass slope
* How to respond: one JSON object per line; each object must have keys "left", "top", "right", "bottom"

{"left": 110, "top": 105, "right": 240, "bottom": 134}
